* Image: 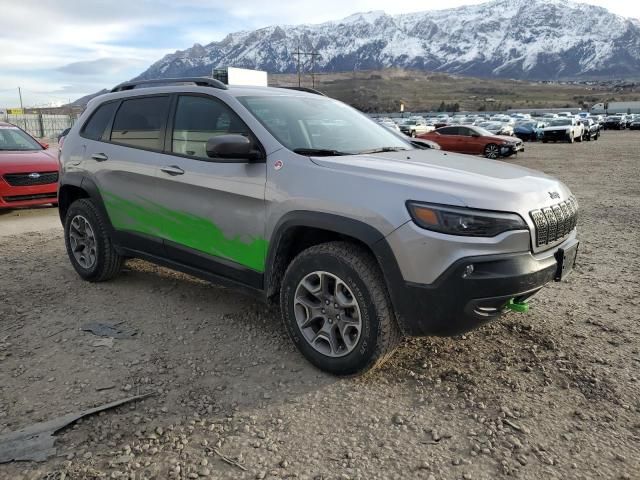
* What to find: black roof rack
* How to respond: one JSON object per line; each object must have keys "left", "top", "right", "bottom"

{"left": 111, "top": 77, "right": 228, "bottom": 93}
{"left": 279, "top": 86, "right": 326, "bottom": 96}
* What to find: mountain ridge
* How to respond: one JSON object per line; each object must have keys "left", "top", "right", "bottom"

{"left": 135, "top": 0, "right": 640, "bottom": 81}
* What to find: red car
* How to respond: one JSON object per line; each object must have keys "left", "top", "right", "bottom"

{"left": 419, "top": 125, "right": 524, "bottom": 159}
{"left": 0, "top": 122, "right": 59, "bottom": 209}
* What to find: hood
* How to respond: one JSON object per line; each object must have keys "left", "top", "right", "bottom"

{"left": 542, "top": 125, "right": 572, "bottom": 132}
{"left": 0, "top": 149, "right": 59, "bottom": 174}
{"left": 309, "top": 149, "right": 572, "bottom": 213}
{"left": 514, "top": 125, "right": 536, "bottom": 133}
{"left": 486, "top": 134, "right": 520, "bottom": 143}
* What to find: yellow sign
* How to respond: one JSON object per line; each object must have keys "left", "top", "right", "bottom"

{"left": 6, "top": 108, "right": 24, "bottom": 114}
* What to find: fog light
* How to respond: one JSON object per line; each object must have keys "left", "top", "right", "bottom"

{"left": 462, "top": 264, "right": 474, "bottom": 278}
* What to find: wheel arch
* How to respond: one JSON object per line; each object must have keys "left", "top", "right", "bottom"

{"left": 58, "top": 174, "right": 114, "bottom": 233}
{"left": 265, "top": 211, "right": 410, "bottom": 333}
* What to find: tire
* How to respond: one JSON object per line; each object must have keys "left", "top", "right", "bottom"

{"left": 484, "top": 143, "right": 500, "bottom": 159}
{"left": 595, "top": 132, "right": 600, "bottom": 141}
{"left": 542, "top": 140, "right": 548, "bottom": 144}
{"left": 280, "top": 241, "right": 401, "bottom": 376}
{"left": 411, "top": 130, "right": 417, "bottom": 138}
{"left": 576, "top": 133, "right": 583, "bottom": 142}
{"left": 64, "top": 198, "right": 123, "bottom": 282}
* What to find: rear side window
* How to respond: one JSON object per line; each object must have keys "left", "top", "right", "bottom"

{"left": 111, "top": 96, "right": 170, "bottom": 150}
{"left": 171, "top": 95, "right": 249, "bottom": 159}
{"left": 82, "top": 102, "right": 118, "bottom": 141}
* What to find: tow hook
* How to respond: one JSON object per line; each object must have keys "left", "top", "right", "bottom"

{"left": 506, "top": 298, "right": 529, "bottom": 313}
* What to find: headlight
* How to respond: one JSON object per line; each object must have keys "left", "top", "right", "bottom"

{"left": 406, "top": 202, "right": 527, "bottom": 237}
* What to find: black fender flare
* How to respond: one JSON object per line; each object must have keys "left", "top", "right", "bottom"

{"left": 265, "top": 211, "right": 411, "bottom": 333}
{"left": 58, "top": 173, "right": 115, "bottom": 234}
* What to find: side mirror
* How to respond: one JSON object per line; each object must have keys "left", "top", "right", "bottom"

{"left": 39, "top": 142, "right": 49, "bottom": 149}
{"left": 206, "top": 134, "right": 263, "bottom": 162}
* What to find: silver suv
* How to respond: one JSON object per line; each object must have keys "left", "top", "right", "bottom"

{"left": 59, "top": 78, "right": 579, "bottom": 375}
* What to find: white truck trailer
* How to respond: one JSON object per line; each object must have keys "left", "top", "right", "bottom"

{"left": 212, "top": 67, "right": 268, "bottom": 87}
{"left": 591, "top": 102, "right": 640, "bottom": 114}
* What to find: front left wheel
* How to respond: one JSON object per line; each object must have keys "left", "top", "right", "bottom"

{"left": 484, "top": 143, "right": 499, "bottom": 159}
{"left": 64, "top": 198, "right": 123, "bottom": 282}
{"left": 280, "top": 241, "right": 401, "bottom": 376}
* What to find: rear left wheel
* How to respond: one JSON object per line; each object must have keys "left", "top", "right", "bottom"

{"left": 64, "top": 198, "right": 123, "bottom": 282}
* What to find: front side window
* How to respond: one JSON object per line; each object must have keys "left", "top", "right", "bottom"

{"left": 111, "top": 96, "right": 170, "bottom": 150}
{"left": 238, "top": 95, "right": 411, "bottom": 155}
{"left": 172, "top": 95, "right": 249, "bottom": 159}
{"left": 82, "top": 102, "right": 118, "bottom": 141}
{"left": 0, "top": 126, "right": 42, "bottom": 151}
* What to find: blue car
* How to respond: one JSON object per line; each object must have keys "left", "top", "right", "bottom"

{"left": 514, "top": 121, "right": 547, "bottom": 142}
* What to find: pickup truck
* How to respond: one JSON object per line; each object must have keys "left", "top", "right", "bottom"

{"left": 540, "top": 118, "right": 584, "bottom": 143}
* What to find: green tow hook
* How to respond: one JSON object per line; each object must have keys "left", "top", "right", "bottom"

{"left": 506, "top": 298, "right": 529, "bottom": 313}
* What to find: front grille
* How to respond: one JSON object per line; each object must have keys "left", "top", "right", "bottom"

{"left": 3, "top": 171, "right": 58, "bottom": 186}
{"left": 543, "top": 130, "right": 568, "bottom": 140}
{"left": 530, "top": 197, "right": 578, "bottom": 248}
{"left": 4, "top": 193, "right": 57, "bottom": 203}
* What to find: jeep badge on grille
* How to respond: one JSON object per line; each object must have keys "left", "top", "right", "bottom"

{"left": 548, "top": 191, "right": 560, "bottom": 200}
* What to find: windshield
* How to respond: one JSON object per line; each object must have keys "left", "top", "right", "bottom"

{"left": 238, "top": 95, "right": 411, "bottom": 155}
{"left": 479, "top": 122, "right": 501, "bottom": 130}
{"left": 549, "top": 119, "right": 571, "bottom": 126}
{"left": 0, "top": 126, "right": 43, "bottom": 151}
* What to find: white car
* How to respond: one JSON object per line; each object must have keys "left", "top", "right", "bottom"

{"left": 540, "top": 118, "right": 585, "bottom": 143}
{"left": 378, "top": 119, "right": 401, "bottom": 133}
{"left": 399, "top": 119, "right": 435, "bottom": 137}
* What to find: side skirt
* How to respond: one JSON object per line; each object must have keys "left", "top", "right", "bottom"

{"left": 115, "top": 246, "right": 266, "bottom": 302}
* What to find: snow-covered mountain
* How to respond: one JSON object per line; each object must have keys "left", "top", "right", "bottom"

{"left": 135, "top": 0, "right": 640, "bottom": 81}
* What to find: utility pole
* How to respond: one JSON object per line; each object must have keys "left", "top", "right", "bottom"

{"left": 309, "top": 51, "right": 321, "bottom": 89}
{"left": 18, "top": 87, "right": 24, "bottom": 111}
{"left": 292, "top": 46, "right": 321, "bottom": 88}
{"left": 293, "top": 45, "right": 302, "bottom": 87}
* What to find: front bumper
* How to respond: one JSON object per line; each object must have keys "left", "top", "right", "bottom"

{"left": 500, "top": 143, "right": 523, "bottom": 157}
{"left": 387, "top": 245, "right": 576, "bottom": 337}
{"left": 0, "top": 181, "right": 58, "bottom": 208}
{"left": 514, "top": 132, "right": 538, "bottom": 142}
{"left": 541, "top": 131, "right": 571, "bottom": 141}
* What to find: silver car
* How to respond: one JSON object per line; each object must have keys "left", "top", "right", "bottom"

{"left": 58, "top": 78, "right": 580, "bottom": 375}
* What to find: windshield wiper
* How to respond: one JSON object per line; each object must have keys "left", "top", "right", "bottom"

{"left": 356, "top": 147, "right": 411, "bottom": 154}
{"left": 293, "top": 148, "right": 349, "bottom": 156}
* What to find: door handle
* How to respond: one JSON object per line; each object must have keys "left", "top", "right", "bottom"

{"left": 91, "top": 153, "right": 108, "bottom": 162}
{"left": 160, "top": 165, "right": 185, "bottom": 176}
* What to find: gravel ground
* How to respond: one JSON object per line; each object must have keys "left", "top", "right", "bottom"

{"left": 1, "top": 131, "right": 639, "bottom": 480}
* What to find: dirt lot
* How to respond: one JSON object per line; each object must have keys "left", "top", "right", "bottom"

{"left": 1, "top": 132, "right": 639, "bottom": 480}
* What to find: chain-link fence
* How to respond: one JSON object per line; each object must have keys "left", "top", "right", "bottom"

{"left": 1, "top": 113, "right": 77, "bottom": 139}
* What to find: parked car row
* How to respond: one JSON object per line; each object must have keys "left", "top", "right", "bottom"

{"left": 1, "top": 101, "right": 636, "bottom": 213}
{"left": 382, "top": 110, "right": 612, "bottom": 152}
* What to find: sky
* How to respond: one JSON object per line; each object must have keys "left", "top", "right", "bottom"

{"left": 0, "top": 0, "right": 637, "bottom": 108}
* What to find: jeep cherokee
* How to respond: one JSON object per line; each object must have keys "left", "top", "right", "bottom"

{"left": 58, "top": 78, "right": 579, "bottom": 375}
